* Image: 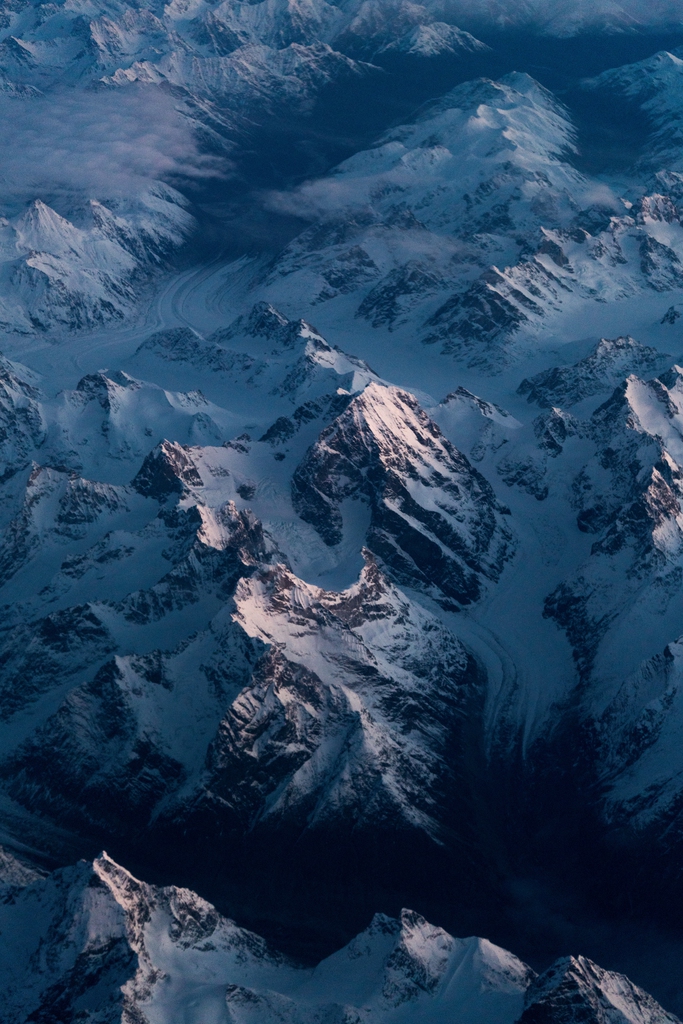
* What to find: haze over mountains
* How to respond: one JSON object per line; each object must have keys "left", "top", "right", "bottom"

{"left": 4, "top": 1, "right": 683, "bottom": 1021}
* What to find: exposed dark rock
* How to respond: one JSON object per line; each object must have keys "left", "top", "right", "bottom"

{"left": 132, "top": 440, "right": 203, "bottom": 500}
{"left": 292, "top": 382, "right": 513, "bottom": 606}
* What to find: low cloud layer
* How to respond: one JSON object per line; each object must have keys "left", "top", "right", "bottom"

{"left": 0, "top": 85, "right": 224, "bottom": 215}
{"left": 442, "top": 0, "right": 683, "bottom": 31}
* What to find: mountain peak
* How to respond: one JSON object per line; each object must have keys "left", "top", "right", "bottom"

{"left": 131, "top": 439, "right": 203, "bottom": 499}
{"left": 518, "top": 335, "right": 668, "bottom": 407}
{"left": 521, "top": 953, "right": 681, "bottom": 1023}
{"left": 8, "top": 851, "right": 670, "bottom": 1024}
{"left": 292, "top": 382, "right": 514, "bottom": 604}
{"left": 15, "top": 199, "right": 83, "bottom": 256}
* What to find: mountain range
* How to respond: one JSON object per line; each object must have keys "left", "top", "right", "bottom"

{"left": 3, "top": 1, "right": 683, "bottom": 1021}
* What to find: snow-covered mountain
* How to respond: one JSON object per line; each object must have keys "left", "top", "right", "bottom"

{"left": 132, "top": 302, "right": 380, "bottom": 413}
{"left": 0, "top": 191, "right": 193, "bottom": 334}
{"left": 2, "top": 286, "right": 683, "bottom": 1009}
{"left": 254, "top": 66, "right": 683, "bottom": 369}
{"left": 518, "top": 335, "right": 670, "bottom": 408}
{"left": 291, "top": 381, "right": 513, "bottom": 605}
{"left": 0, "top": 0, "right": 492, "bottom": 95}
{"left": 542, "top": 364, "right": 683, "bottom": 677}
{"left": 519, "top": 955, "right": 680, "bottom": 1024}
{"left": 5, "top": 11, "right": 683, "bottom": 1021}
{"left": 377, "top": 20, "right": 488, "bottom": 57}
{"left": 587, "top": 50, "right": 683, "bottom": 172}
{"left": 447, "top": 0, "right": 683, "bottom": 35}
{"left": 0, "top": 850, "right": 676, "bottom": 1024}
{"left": 1, "top": 0, "right": 681, "bottom": 337}
{"left": 260, "top": 71, "right": 584, "bottom": 347}
{"left": 0, "top": 0, "right": 386, "bottom": 336}
{"left": 0, "top": 544, "right": 481, "bottom": 850}
{"left": 0, "top": 0, "right": 381, "bottom": 98}
{"left": 0, "top": 356, "right": 506, "bottom": 877}
{"left": 0, "top": 304, "right": 379, "bottom": 484}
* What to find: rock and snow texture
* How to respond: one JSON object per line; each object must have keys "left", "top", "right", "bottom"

{"left": 292, "top": 381, "right": 513, "bottom": 606}
{"left": 0, "top": 850, "right": 676, "bottom": 1024}
{"left": 587, "top": 50, "right": 683, "bottom": 172}
{"left": 443, "top": 0, "right": 683, "bottom": 34}
{"left": 0, "top": 192, "right": 194, "bottom": 335}
{"left": 0, "top": 0, "right": 386, "bottom": 335}
{"left": 518, "top": 336, "right": 669, "bottom": 408}
{"left": 261, "top": 72, "right": 586, "bottom": 355}
{"left": 256, "top": 67, "right": 683, "bottom": 367}
{"left": 133, "top": 302, "right": 380, "bottom": 413}
{"left": 0, "top": 374, "right": 485, "bottom": 853}
{"left": 205, "top": 555, "right": 477, "bottom": 840}
{"left": 378, "top": 21, "right": 488, "bottom": 57}
{"left": 519, "top": 955, "right": 680, "bottom": 1023}
{"left": 0, "top": 844, "right": 43, "bottom": 901}
{"left": 8, "top": 14, "right": 683, "bottom": 1020}
{"left": 0, "top": 305, "right": 381, "bottom": 488}
{"left": 542, "top": 365, "right": 683, "bottom": 679}
{"left": 596, "top": 635, "right": 683, "bottom": 840}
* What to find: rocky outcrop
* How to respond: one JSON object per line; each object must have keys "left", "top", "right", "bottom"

{"left": 518, "top": 336, "right": 668, "bottom": 408}
{"left": 543, "top": 369, "right": 683, "bottom": 675}
{"left": 3, "top": 549, "right": 479, "bottom": 851}
{"left": 199, "top": 555, "right": 478, "bottom": 839}
{"left": 0, "top": 354, "right": 45, "bottom": 472}
{"left": 292, "top": 382, "right": 514, "bottom": 606}
{"left": 520, "top": 955, "right": 680, "bottom": 1023}
{"left": 131, "top": 439, "right": 203, "bottom": 500}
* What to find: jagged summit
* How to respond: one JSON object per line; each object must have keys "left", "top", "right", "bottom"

{"left": 15, "top": 199, "right": 83, "bottom": 255}
{"left": 0, "top": 850, "right": 677, "bottom": 1024}
{"left": 379, "top": 21, "right": 489, "bottom": 56}
{"left": 221, "top": 299, "right": 292, "bottom": 341}
{"left": 132, "top": 438, "right": 203, "bottom": 499}
{"left": 292, "top": 381, "right": 514, "bottom": 605}
{"left": 520, "top": 954, "right": 680, "bottom": 1023}
{"left": 518, "top": 336, "right": 669, "bottom": 408}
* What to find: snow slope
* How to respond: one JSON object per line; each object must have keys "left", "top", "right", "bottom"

{"left": 256, "top": 68, "right": 683, "bottom": 369}
{"left": 0, "top": 850, "right": 675, "bottom": 1024}
{"left": 0, "top": 192, "right": 193, "bottom": 335}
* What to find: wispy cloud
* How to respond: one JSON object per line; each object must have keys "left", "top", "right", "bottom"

{"left": 0, "top": 85, "right": 226, "bottom": 214}
{"left": 441, "top": 0, "right": 683, "bottom": 31}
